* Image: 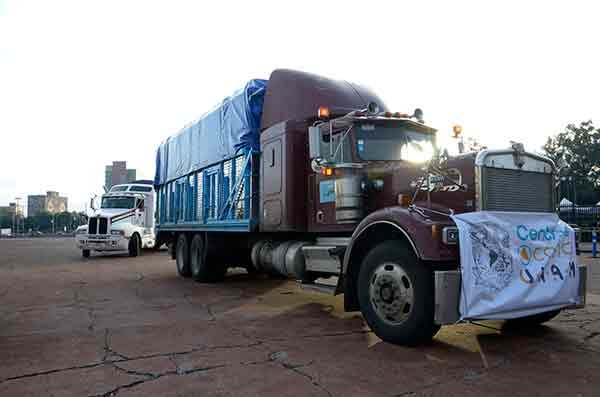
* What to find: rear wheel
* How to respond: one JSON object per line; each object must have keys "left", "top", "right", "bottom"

{"left": 504, "top": 309, "right": 561, "bottom": 329}
{"left": 176, "top": 234, "right": 191, "bottom": 277}
{"left": 82, "top": 249, "right": 90, "bottom": 258}
{"left": 190, "top": 234, "right": 226, "bottom": 282}
{"left": 357, "top": 240, "right": 440, "bottom": 346}
{"left": 128, "top": 234, "right": 141, "bottom": 257}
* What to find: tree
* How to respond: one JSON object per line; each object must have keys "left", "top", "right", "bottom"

{"left": 32, "top": 211, "right": 53, "bottom": 232}
{"left": 543, "top": 120, "right": 600, "bottom": 205}
{"left": 0, "top": 207, "right": 11, "bottom": 229}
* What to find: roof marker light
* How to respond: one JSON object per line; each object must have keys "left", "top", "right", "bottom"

{"left": 318, "top": 106, "right": 330, "bottom": 119}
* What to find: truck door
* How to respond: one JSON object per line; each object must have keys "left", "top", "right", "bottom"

{"left": 311, "top": 173, "right": 337, "bottom": 226}
{"left": 136, "top": 198, "right": 145, "bottom": 226}
{"left": 309, "top": 130, "right": 353, "bottom": 229}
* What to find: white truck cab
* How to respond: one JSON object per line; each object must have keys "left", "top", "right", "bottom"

{"left": 75, "top": 182, "right": 156, "bottom": 258}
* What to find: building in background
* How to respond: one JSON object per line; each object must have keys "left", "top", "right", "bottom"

{"left": 0, "top": 201, "right": 24, "bottom": 217}
{"left": 105, "top": 161, "right": 136, "bottom": 190}
{"left": 27, "top": 191, "right": 68, "bottom": 216}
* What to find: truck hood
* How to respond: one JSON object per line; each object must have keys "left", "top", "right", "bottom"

{"left": 90, "top": 208, "right": 136, "bottom": 220}
{"left": 363, "top": 153, "right": 478, "bottom": 215}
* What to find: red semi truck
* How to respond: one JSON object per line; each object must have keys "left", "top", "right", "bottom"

{"left": 154, "top": 69, "right": 586, "bottom": 345}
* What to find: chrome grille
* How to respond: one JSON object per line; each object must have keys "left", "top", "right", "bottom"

{"left": 482, "top": 167, "right": 553, "bottom": 212}
{"left": 88, "top": 217, "right": 97, "bottom": 234}
{"left": 88, "top": 217, "right": 108, "bottom": 234}
{"left": 98, "top": 218, "right": 108, "bottom": 234}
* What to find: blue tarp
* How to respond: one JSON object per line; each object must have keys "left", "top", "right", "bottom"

{"left": 154, "top": 79, "right": 267, "bottom": 186}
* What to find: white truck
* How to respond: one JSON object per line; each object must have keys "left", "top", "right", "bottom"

{"left": 75, "top": 182, "right": 156, "bottom": 258}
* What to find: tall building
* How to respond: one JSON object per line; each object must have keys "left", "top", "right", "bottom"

{"left": 104, "top": 161, "right": 136, "bottom": 190}
{"left": 27, "top": 191, "right": 68, "bottom": 216}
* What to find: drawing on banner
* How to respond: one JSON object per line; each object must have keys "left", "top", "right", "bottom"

{"left": 469, "top": 222, "right": 513, "bottom": 292}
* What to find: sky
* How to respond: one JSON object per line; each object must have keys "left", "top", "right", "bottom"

{"left": 1, "top": 0, "right": 599, "bottom": 213}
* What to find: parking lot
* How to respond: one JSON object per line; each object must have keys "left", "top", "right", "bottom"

{"left": 1, "top": 238, "right": 600, "bottom": 396}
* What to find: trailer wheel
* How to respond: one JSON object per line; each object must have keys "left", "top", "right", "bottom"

{"left": 357, "top": 240, "right": 439, "bottom": 346}
{"left": 175, "top": 234, "right": 191, "bottom": 277}
{"left": 189, "top": 234, "right": 225, "bottom": 282}
{"left": 128, "top": 234, "right": 141, "bottom": 257}
{"left": 504, "top": 309, "right": 561, "bottom": 329}
{"left": 82, "top": 249, "right": 90, "bottom": 258}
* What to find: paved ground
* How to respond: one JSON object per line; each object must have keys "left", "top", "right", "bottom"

{"left": 1, "top": 238, "right": 600, "bottom": 396}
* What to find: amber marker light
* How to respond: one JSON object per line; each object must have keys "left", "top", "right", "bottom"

{"left": 322, "top": 167, "right": 334, "bottom": 177}
{"left": 318, "top": 106, "right": 330, "bottom": 119}
{"left": 453, "top": 125, "right": 463, "bottom": 138}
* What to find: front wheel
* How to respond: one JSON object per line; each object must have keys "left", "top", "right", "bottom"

{"left": 357, "top": 240, "right": 440, "bottom": 346}
{"left": 128, "top": 234, "right": 141, "bottom": 257}
{"left": 82, "top": 249, "right": 90, "bottom": 258}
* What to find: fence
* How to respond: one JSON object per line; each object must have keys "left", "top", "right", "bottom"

{"left": 558, "top": 204, "right": 600, "bottom": 227}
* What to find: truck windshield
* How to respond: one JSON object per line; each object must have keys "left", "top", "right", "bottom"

{"left": 355, "top": 123, "right": 435, "bottom": 162}
{"left": 101, "top": 196, "right": 136, "bottom": 209}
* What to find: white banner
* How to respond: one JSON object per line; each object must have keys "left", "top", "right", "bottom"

{"left": 451, "top": 212, "right": 580, "bottom": 320}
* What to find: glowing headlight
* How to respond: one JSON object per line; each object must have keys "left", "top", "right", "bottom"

{"left": 111, "top": 230, "right": 124, "bottom": 236}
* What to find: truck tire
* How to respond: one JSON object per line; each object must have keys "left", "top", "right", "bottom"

{"left": 82, "top": 249, "right": 90, "bottom": 258}
{"left": 128, "top": 234, "right": 141, "bottom": 257}
{"left": 190, "top": 234, "right": 225, "bottom": 282}
{"left": 176, "top": 234, "right": 191, "bottom": 277}
{"left": 168, "top": 242, "right": 176, "bottom": 260}
{"left": 357, "top": 240, "right": 440, "bottom": 346}
{"left": 504, "top": 309, "right": 561, "bottom": 329}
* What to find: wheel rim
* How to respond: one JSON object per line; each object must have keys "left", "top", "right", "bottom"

{"left": 368, "top": 262, "right": 414, "bottom": 326}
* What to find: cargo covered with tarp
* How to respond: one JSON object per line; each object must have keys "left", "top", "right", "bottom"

{"left": 154, "top": 79, "right": 267, "bottom": 186}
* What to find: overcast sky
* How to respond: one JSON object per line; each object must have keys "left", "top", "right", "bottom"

{"left": 1, "top": 0, "right": 598, "bottom": 213}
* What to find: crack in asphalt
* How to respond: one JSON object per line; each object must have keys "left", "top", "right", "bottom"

{"left": 280, "top": 361, "right": 333, "bottom": 397}
{"left": 0, "top": 326, "right": 261, "bottom": 385}
{"left": 91, "top": 363, "right": 233, "bottom": 397}
{"left": 264, "top": 351, "right": 333, "bottom": 397}
{"left": 0, "top": 324, "right": 370, "bottom": 397}
{"left": 183, "top": 292, "right": 219, "bottom": 322}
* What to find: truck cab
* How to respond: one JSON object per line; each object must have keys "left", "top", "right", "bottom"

{"left": 75, "top": 182, "right": 156, "bottom": 257}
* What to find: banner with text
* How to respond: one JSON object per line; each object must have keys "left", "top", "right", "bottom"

{"left": 451, "top": 212, "right": 580, "bottom": 320}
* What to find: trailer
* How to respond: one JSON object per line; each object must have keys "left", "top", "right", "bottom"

{"left": 154, "top": 69, "right": 587, "bottom": 345}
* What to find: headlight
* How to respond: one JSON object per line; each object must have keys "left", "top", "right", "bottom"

{"left": 111, "top": 230, "right": 124, "bottom": 236}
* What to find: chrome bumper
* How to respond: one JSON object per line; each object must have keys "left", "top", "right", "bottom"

{"left": 76, "top": 235, "right": 128, "bottom": 251}
{"left": 433, "top": 265, "right": 588, "bottom": 325}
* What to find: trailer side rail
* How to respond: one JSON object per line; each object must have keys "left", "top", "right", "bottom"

{"left": 156, "top": 150, "right": 259, "bottom": 232}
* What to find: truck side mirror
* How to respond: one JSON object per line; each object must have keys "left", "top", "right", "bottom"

{"left": 308, "top": 126, "right": 322, "bottom": 159}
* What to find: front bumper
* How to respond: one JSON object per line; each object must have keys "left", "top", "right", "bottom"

{"left": 433, "top": 265, "right": 588, "bottom": 325}
{"left": 76, "top": 235, "right": 129, "bottom": 251}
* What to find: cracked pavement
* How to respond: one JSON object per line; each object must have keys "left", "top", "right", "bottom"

{"left": 1, "top": 238, "right": 600, "bottom": 396}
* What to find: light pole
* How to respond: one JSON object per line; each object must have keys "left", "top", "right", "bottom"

{"left": 14, "top": 197, "right": 22, "bottom": 236}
